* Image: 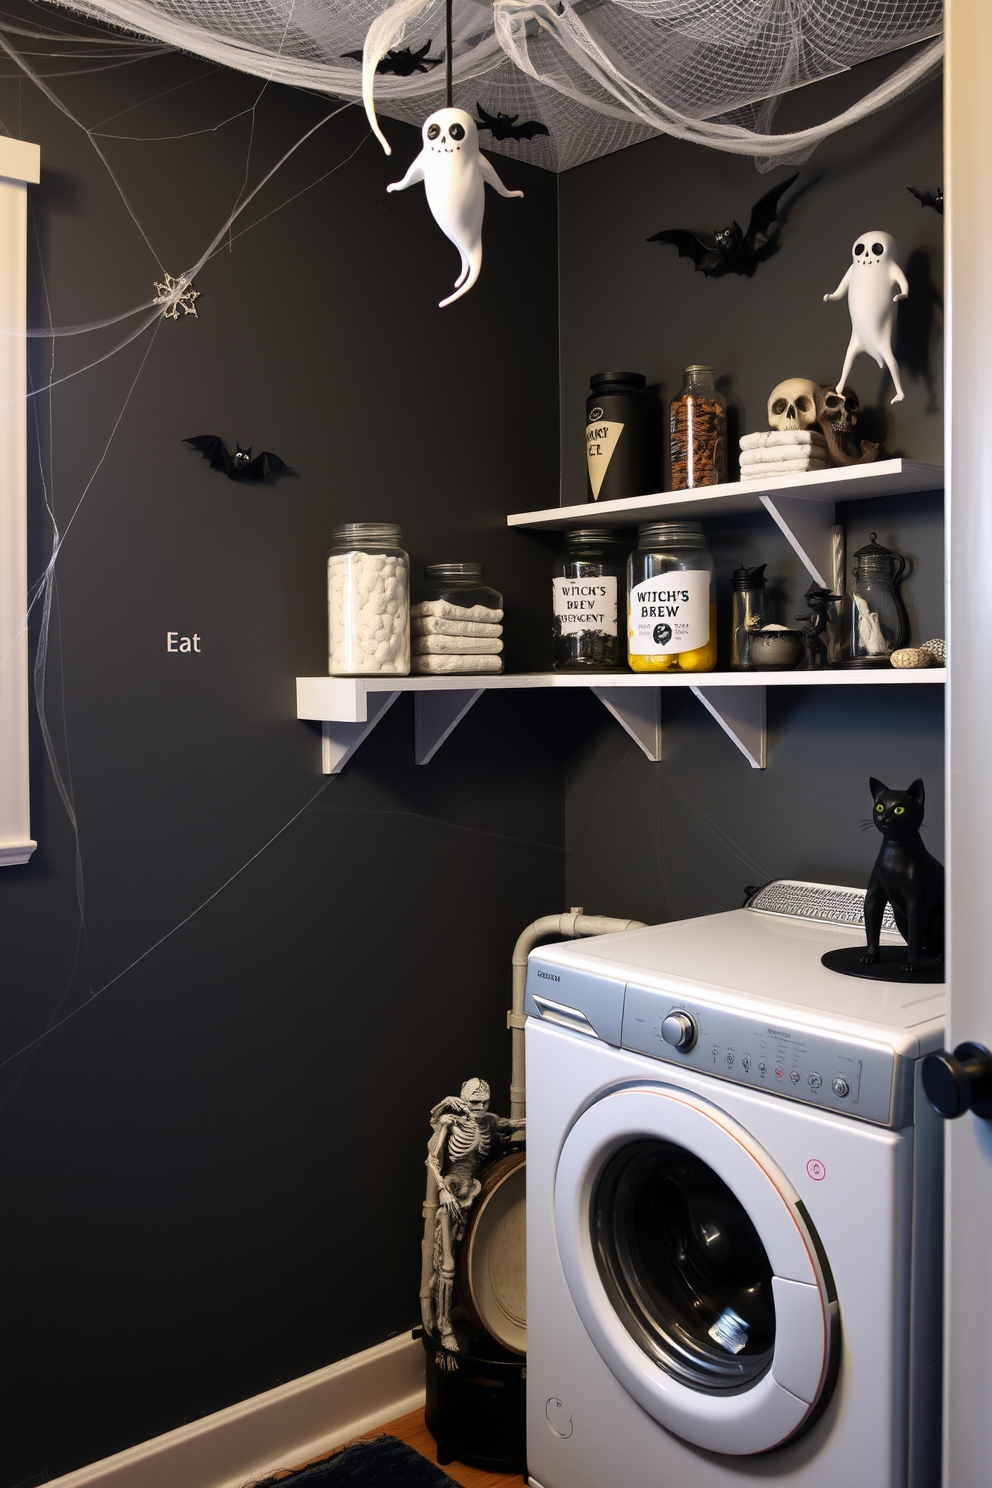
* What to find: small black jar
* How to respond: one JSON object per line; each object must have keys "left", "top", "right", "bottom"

{"left": 552, "top": 528, "right": 628, "bottom": 671}
{"left": 586, "top": 372, "right": 653, "bottom": 502}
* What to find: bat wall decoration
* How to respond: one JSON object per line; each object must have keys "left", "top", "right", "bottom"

{"left": 341, "top": 41, "right": 442, "bottom": 76}
{"left": 647, "top": 173, "right": 799, "bottom": 278}
{"left": 475, "top": 103, "right": 550, "bottom": 142}
{"left": 184, "top": 435, "right": 290, "bottom": 482}
{"left": 907, "top": 185, "right": 943, "bottom": 215}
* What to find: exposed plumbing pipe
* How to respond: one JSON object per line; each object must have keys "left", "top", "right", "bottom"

{"left": 421, "top": 905, "right": 644, "bottom": 1333}
{"left": 508, "top": 906, "right": 646, "bottom": 1120}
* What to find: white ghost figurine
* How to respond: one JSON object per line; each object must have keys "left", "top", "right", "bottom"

{"left": 387, "top": 107, "right": 523, "bottom": 309}
{"left": 823, "top": 231, "right": 909, "bottom": 404}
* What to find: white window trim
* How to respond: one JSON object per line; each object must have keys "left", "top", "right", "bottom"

{"left": 0, "top": 136, "right": 40, "bottom": 867}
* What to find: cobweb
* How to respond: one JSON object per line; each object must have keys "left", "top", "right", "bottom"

{"left": 0, "top": 1, "right": 940, "bottom": 1088}
{"left": 49, "top": 0, "right": 944, "bottom": 171}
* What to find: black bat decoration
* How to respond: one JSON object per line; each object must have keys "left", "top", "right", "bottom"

{"left": 647, "top": 173, "right": 799, "bottom": 278}
{"left": 184, "top": 435, "right": 289, "bottom": 482}
{"left": 908, "top": 185, "right": 943, "bottom": 215}
{"left": 475, "top": 102, "right": 550, "bottom": 142}
{"left": 340, "top": 40, "right": 443, "bottom": 76}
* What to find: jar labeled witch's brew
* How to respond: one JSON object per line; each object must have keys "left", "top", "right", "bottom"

{"left": 552, "top": 528, "right": 628, "bottom": 671}
{"left": 627, "top": 521, "right": 716, "bottom": 672}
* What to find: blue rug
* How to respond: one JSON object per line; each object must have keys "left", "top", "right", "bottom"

{"left": 257, "top": 1435, "right": 460, "bottom": 1486}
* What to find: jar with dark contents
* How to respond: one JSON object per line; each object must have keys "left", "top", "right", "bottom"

{"left": 552, "top": 529, "right": 628, "bottom": 671}
{"left": 670, "top": 365, "right": 727, "bottom": 489}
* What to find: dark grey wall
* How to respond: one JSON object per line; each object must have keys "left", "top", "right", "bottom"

{"left": 558, "top": 53, "right": 944, "bottom": 498}
{"left": 555, "top": 58, "right": 945, "bottom": 920}
{"left": 0, "top": 16, "right": 946, "bottom": 1484}
{"left": 0, "top": 10, "right": 561, "bottom": 1484}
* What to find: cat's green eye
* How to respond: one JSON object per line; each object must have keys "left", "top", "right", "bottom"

{"left": 876, "top": 803, "right": 884, "bottom": 812}
{"left": 894, "top": 806, "right": 905, "bottom": 815}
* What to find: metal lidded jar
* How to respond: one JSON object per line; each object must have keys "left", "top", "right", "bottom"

{"left": 552, "top": 528, "right": 629, "bottom": 672}
{"left": 586, "top": 371, "right": 653, "bottom": 503}
{"left": 627, "top": 521, "right": 717, "bottom": 673}
{"left": 670, "top": 365, "right": 727, "bottom": 489}
{"left": 327, "top": 522, "right": 410, "bottom": 676}
{"left": 847, "top": 532, "right": 909, "bottom": 667}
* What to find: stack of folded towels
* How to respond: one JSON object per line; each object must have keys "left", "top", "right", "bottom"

{"left": 739, "top": 429, "right": 828, "bottom": 480}
{"left": 410, "top": 599, "right": 504, "bottom": 675}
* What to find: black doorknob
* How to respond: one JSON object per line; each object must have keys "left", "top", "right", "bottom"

{"left": 922, "top": 1042, "right": 992, "bottom": 1120}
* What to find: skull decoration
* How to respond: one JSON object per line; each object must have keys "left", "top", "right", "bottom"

{"left": 816, "top": 385, "right": 859, "bottom": 436}
{"left": 767, "top": 378, "right": 820, "bottom": 431}
{"left": 815, "top": 383, "right": 879, "bottom": 466}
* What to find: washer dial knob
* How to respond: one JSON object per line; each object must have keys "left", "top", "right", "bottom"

{"left": 661, "top": 1011, "right": 697, "bottom": 1050}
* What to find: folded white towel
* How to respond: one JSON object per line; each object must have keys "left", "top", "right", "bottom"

{"left": 740, "top": 458, "right": 829, "bottom": 478}
{"left": 413, "top": 634, "right": 504, "bottom": 655}
{"left": 740, "top": 446, "right": 827, "bottom": 469}
{"left": 412, "top": 654, "right": 504, "bottom": 675}
{"left": 412, "top": 615, "right": 503, "bottom": 638}
{"left": 740, "top": 430, "right": 827, "bottom": 451}
{"left": 411, "top": 599, "right": 503, "bottom": 624}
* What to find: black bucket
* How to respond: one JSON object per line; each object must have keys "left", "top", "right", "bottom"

{"left": 420, "top": 1328, "right": 527, "bottom": 1476}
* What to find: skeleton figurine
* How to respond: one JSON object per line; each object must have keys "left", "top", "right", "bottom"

{"left": 815, "top": 385, "right": 879, "bottom": 466}
{"left": 422, "top": 1078, "right": 525, "bottom": 1350}
{"left": 796, "top": 584, "right": 841, "bottom": 669}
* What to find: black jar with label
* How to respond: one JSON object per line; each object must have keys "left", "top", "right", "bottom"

{"left": 586, "top": 372, "right": 653, "bottom": 503}
{"left": 552, "top": 529, "right": 628, "bottom": 671}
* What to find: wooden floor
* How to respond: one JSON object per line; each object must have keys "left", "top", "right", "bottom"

{"left": 268, "top": 1407, "right": 525, "bottom": 1487}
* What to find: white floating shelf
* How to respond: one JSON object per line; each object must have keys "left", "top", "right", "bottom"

{"left": 507, "top": 460, "right": 944, "bottom": 530}
{"left": 297, "top": 669, "right": 945, "bottom": 776}
{"left": 507, "top": 461, "right": 944, "bottom": 588}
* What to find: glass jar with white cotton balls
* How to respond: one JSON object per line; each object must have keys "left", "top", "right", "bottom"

{"left": 327, "top": 523, "right": 410, "bottom": 676}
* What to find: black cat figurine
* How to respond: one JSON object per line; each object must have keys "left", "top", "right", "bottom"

{"left": 862, "top": 777, "right": 944, "bottom": 973}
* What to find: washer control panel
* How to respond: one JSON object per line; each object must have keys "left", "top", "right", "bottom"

{"left": 621, "top": 983, "right": 913, "bottom": 1127}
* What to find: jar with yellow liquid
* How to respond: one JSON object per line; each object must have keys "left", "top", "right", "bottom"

{"left": 627, "top": 521, "right": 717, "bottom": 672}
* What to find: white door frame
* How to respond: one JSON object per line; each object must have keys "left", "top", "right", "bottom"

{"left": 0, "top": 135, "right": 40, "bottom": 867}
{"left": 943, "top": 4, "right": 992, "bottom": 1481}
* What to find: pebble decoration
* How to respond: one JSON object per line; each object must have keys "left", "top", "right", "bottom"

{"left": 891, "top": 647, "right": 930, "bottom": 668}
{"left": 890, "top": 638, "right": 946, "bottom": 669}
{"left": 328, "top": 549, "right": 410, "bottom": 675}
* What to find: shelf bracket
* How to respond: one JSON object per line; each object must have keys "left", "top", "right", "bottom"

{"left": 691, "top": 685, "right": 767, "bottom": 769}
{"left": 760, "top": 492, "right": 835, "bottom": 588}
{"left": 415, "top": 689, "right": 484, "bottom": 765}
{"left": 592, "top": 686, "right": 662, "bottom": 762}
{"left": 321, "top": 691, "right": 400, "bottom": 775}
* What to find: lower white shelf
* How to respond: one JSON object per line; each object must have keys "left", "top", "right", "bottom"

{"left": 296, "top": 669, "right": 945, "bottom": 775}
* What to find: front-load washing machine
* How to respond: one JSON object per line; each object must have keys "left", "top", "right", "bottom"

{"left": 524, "top": 882, "right": 944, "bottom": 1488}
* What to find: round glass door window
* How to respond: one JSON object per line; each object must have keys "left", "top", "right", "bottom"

{"left": 593, "top": 1138, "right": 775, "bottom": 1393}
{"left": 553, "top": 1085, "right": 838, "bottom": 1455}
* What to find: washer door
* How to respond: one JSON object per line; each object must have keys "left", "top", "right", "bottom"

{"left": 555, "top": 1085, "right": 839, "bottom": 1456}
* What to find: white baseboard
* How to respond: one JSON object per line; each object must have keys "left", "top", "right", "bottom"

{"left": 45, "top": 1331, "right": 426, "bottom": 1488}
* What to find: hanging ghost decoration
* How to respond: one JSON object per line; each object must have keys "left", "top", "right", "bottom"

{"left": 387, "top": 107, "right": 524, "bottom": 308}
{"left": 823, "top": 231, "right": 909, "bottom": 404}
